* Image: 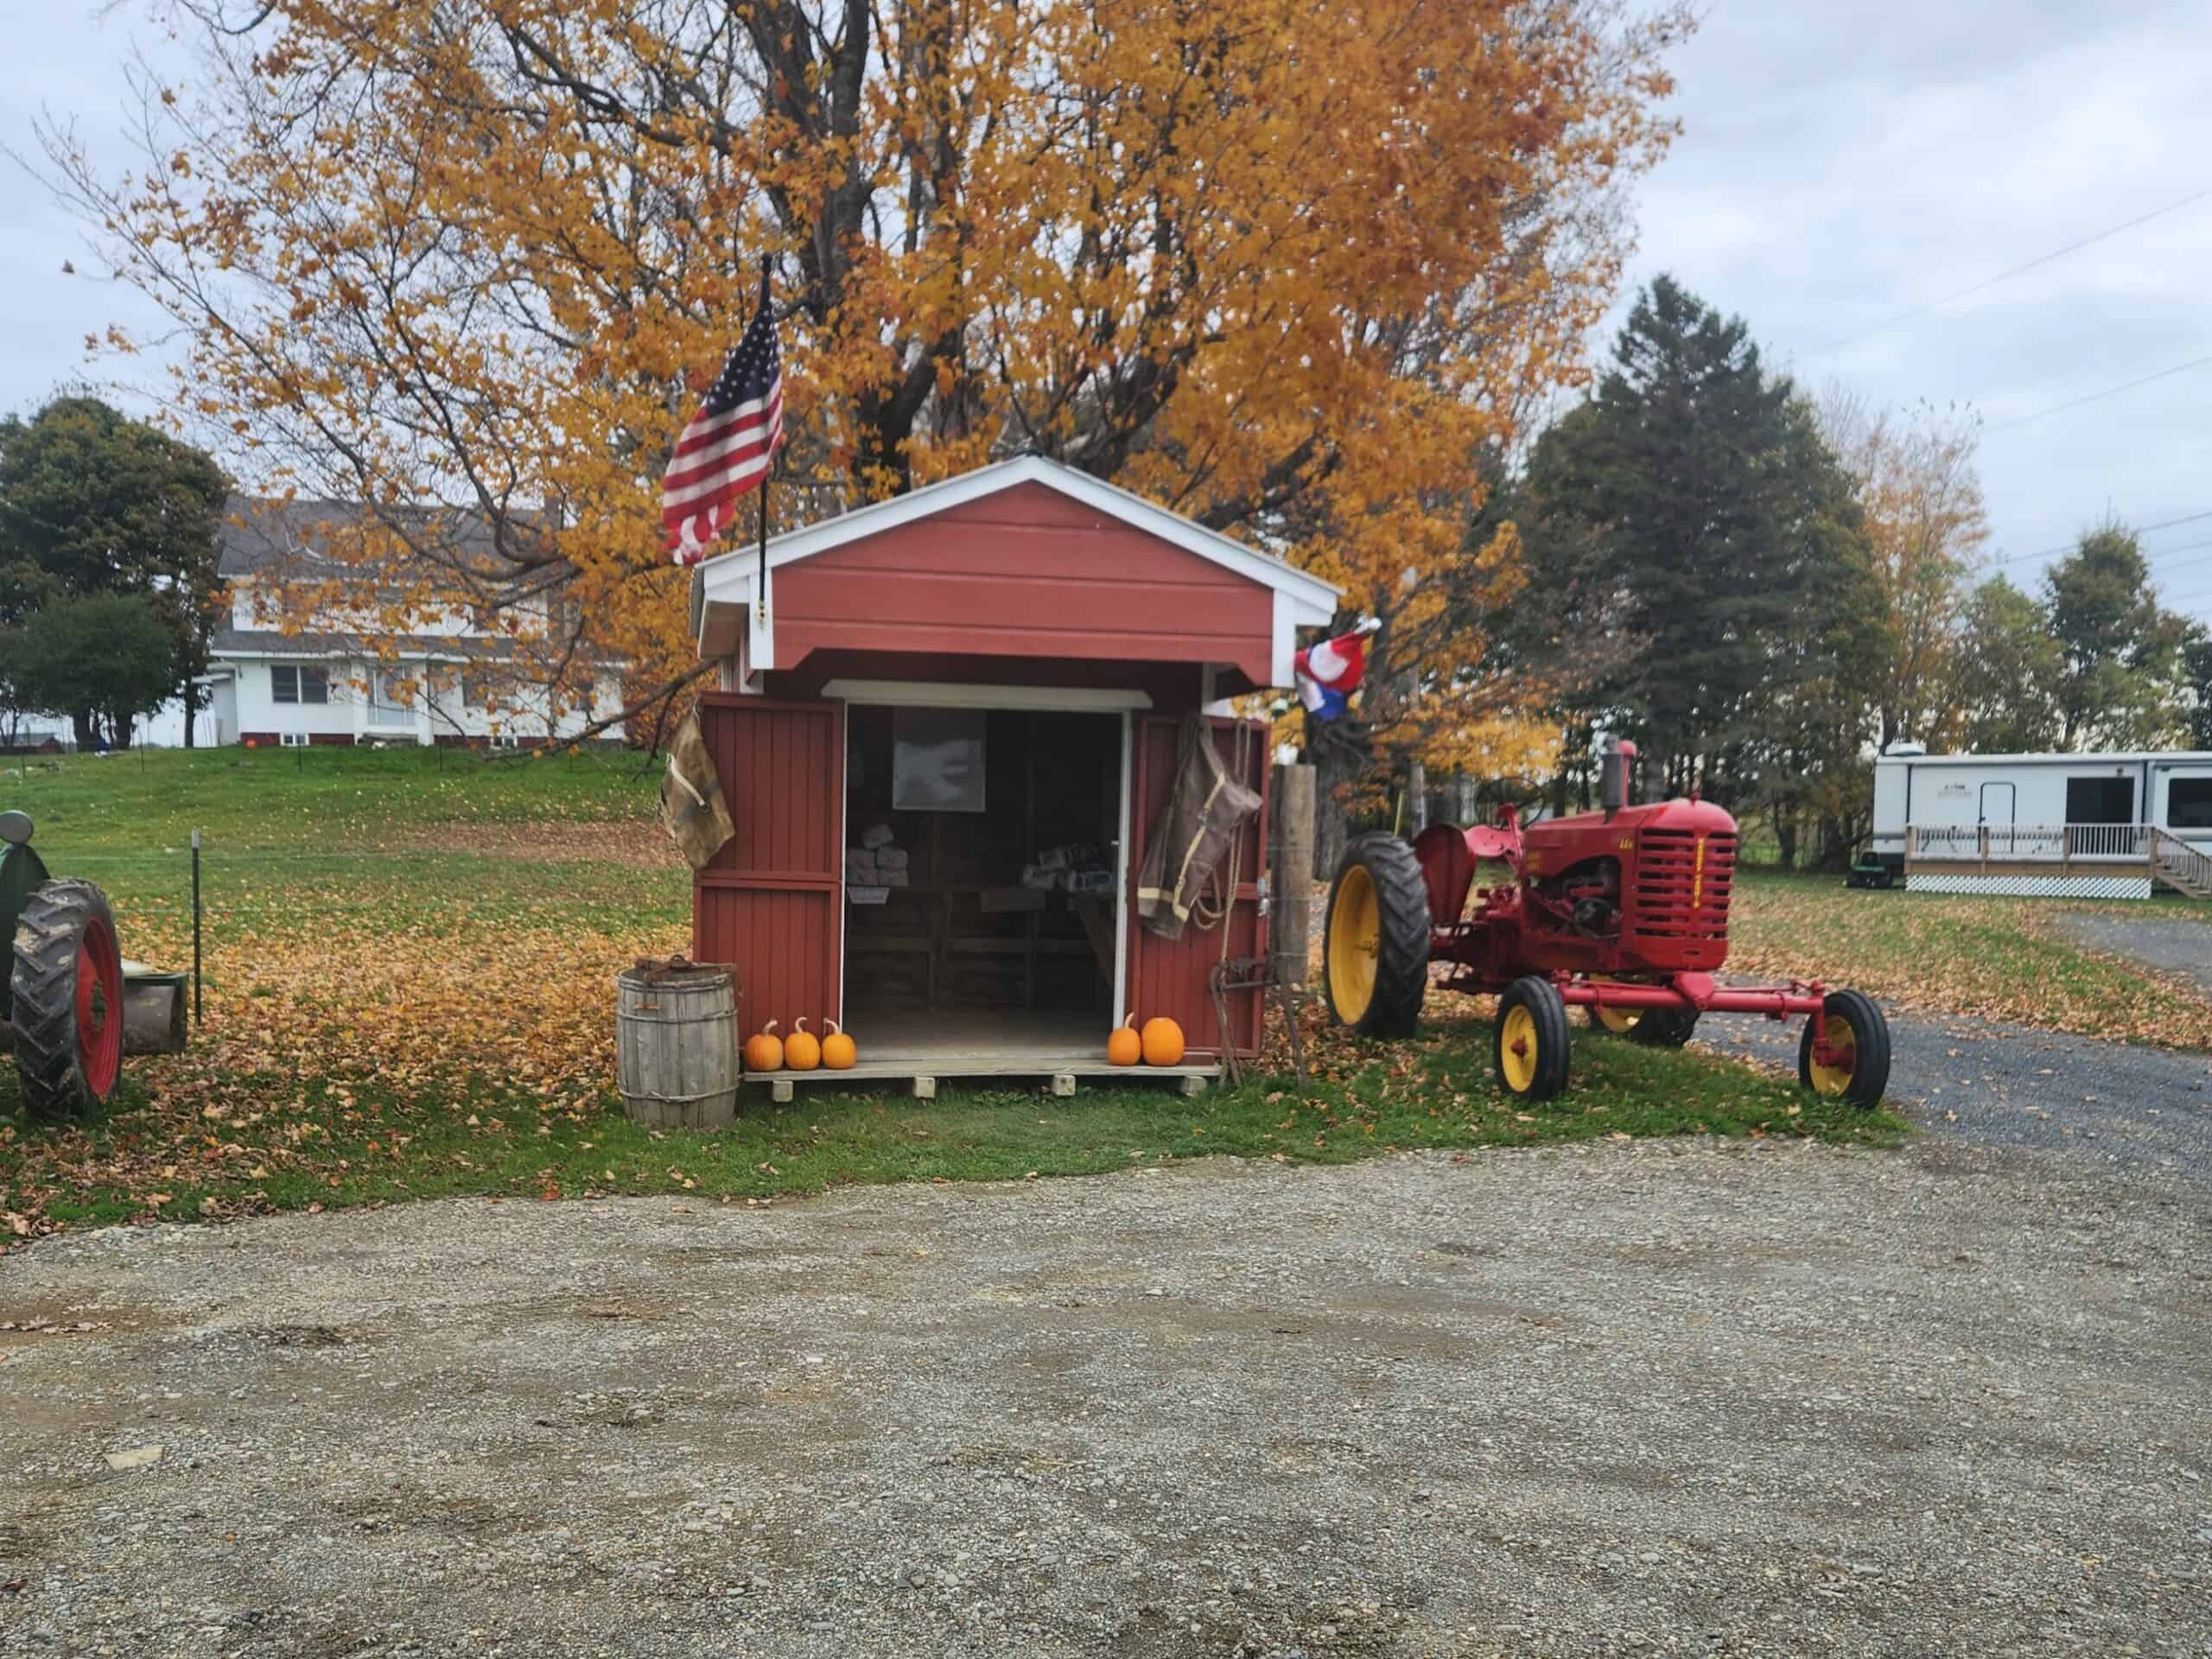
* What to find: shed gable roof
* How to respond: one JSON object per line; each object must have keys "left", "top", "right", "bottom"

{"left": 691, "top": 455, "right": 1341, "bottom": 683}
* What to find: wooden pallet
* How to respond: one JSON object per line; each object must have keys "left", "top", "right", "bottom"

{"left": 743, "top": 1057, "right": 1217, "bottom": 1103}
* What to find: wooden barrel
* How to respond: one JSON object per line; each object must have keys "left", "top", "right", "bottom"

{"left": 614, "top": 966, "right": 739, "bottom": 1130}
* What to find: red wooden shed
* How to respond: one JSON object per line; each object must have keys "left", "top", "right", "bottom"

{"left": 687, "top": 456, "right": 1340, "bottom": 1084}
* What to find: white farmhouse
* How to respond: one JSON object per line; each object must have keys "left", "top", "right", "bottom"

{"left": 151, "top": 498, "right": 626, "bottom": 749}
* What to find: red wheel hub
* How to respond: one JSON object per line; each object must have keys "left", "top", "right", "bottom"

{"left": 76, "top": 914, "right": 124, "bottom": 1097}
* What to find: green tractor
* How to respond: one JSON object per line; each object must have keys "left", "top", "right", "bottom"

{"left": 0, "top": 809, "right": 186, "bottom": 1116}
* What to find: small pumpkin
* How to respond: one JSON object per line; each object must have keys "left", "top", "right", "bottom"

{"left": 741, "top": 1020, "right": 784, "bottom": 1073}
{"left": 821, "top": 1019, "right": 857, "bottom": 1071}
{"left": 1106, "top": 1012, "right": 1142, "bottom": 1067}
{"left": 1140, "top": 1015, "right": 1185, "bottom": 1067}
{"left": 784, "top": 1016, "right": 822, "bottom": 1071}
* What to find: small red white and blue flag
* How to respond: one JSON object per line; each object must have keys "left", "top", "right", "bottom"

{"left": 663, "top": 270, "right": 784, "bottom": 566}
{"left": 1294, "top": 620, "right": 1377, "bottom": 721}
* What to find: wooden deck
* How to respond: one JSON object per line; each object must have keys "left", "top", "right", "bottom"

{"left": 743, "top": 1010, "right": 1218, "bottom": 1101}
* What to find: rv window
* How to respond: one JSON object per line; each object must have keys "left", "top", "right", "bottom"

{"left": 2169, "top": 779, "right": 2212, "bottom": 830}
{"left": 2064, "top": 776, "right": 2135, "bottom": 825}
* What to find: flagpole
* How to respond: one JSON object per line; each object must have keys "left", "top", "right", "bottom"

{"left": 756, "top": 253, "right": 772, "bottom": 632}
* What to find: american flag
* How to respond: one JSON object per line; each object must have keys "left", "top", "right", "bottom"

{"left": 662, "top": 276, "right": 784, "bottom": 565}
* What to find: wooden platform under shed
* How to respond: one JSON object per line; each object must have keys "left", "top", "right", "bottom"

{"left": 742, "top": 1011, "right": 1217, "bottom": 1101}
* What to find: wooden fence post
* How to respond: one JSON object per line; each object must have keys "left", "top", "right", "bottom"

{"left": 1271, "top": 763, "right": 1317, "bottom": 990}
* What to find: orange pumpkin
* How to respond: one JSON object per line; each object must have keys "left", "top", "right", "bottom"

{"left": 1106, "top": 1013, "right": 1142, "bottom": 1067}
{"left": 741, "top": 1020, "right": 784, "bottom": 1073}
{"left": 821, "top": 1019, "right": 857, "bottom": 1070}
{"left": 784, "top": 1016, "right": 822, "bottom": 1071}
{"left": 1140, "top": 1016, "right": 1185, "bottom": 1066}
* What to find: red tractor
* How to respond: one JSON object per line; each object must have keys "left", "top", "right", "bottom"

{"left": 1321, "top": 740, "right": 1891, "bottom": 1105}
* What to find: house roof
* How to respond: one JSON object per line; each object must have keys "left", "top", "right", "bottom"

{"left": 690, "top": 454, "right": 1342, "bottom": 685}
{"left": 219, "top": 496, "right": 549, "bottom": 582}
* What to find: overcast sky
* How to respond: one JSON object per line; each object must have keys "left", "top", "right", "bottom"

{"left": 4, "top": 3, "right": 2209, "bottom": 610}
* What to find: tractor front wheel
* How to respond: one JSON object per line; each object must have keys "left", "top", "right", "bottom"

{"left": 1797, "top": 988, "right": 1891, "bottom": 1108}
{"left": 1494, "top": 976, "right": 1571, "bottom": 1101}
{"left": 10, "top": 878, "right": 125, "bottom": 1119}
{"left": 1323, "top": 833, "right": 1431, "bottom": 1038}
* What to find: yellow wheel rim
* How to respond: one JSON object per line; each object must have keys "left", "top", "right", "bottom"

{"left": 1808, "top": 1021, "right": 1857, "bottom": 1096}
{"left": 1499, "top": 1005, "right": 1539, "bottom": 1092}
{"left": 1588, "top": 974, "right": 1640, "bottom": 1033}
{"left": 1327, "top": 864, "right": 1380, "bottom": 1023}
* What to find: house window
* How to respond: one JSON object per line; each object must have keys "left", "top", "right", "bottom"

{"left": 2168, "top": 779, "right": 2212, "bottom": 830}
{"left": 271, "top": 664, "right": 330, "bottom": 705}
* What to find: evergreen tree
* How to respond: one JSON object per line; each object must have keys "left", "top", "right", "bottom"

{"left": 1518, "top": 276, "right": 1884, "bottom": 848}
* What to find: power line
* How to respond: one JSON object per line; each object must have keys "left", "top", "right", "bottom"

{"left": 1808, "top": 186, "right": 2212, "bottom": 358}
{"left": 1993, "top": 508, "right": 2212, "bottom": 567}
{"left": 1982, "top": 353, "right": 2212, "bottom": 435}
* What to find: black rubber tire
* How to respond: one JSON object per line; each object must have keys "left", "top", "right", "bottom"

{"left": 1797, "top": 988, "right": 1891, "bottom": 1108}
{"left": 10, "top": 877, "right": 123, "bottom": 1120}
{"left": 1494, "top": 976, "right": 1572, "bottom": 1101}
{"left": 1323, "top": 832, "right": 1432, "bottom": 1038}
{"left": 1628, "top": 1006, "right": 1700, "bottom": 1048}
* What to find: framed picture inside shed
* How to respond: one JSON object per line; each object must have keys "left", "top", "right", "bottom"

{"left": 892, "top": 708, "right": 987, "bottom": 812}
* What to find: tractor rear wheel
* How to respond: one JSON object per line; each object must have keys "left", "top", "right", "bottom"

{"left": 1629, "top": 1007, "right": 1700, "bottom": 1047}
{"left": 1584, "top": 978, "right": 1699, "bottom": 1046}
{"left": 1494, "top": 976, "right": 1571, "bottom": 1101}
{"left": 1323, "top": 833, "right": 1430, "bottom": 1038}
{"left": 10, "top": 878, "right": 125, "bottom": 1120}
{"left": 1797, "top": 988, "right": 1891, "bottom": 1108}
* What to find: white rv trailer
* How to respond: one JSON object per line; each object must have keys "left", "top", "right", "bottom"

{"left": 1871, "top": 745, "right": 2212, "bottom": 898}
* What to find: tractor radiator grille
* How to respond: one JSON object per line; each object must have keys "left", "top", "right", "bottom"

{"left": 1633, "top": 827, "right": 1735, "bottom": 944}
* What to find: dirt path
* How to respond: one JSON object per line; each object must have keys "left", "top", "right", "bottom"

{"left": 3, "top": 1139, "right": 2206, "bottom": 1657}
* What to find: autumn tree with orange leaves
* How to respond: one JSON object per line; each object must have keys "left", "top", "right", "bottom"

{"left": 46, "top": 0, "right": 1688, "bottom": 779}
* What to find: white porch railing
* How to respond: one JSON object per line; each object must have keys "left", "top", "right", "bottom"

{"left": 1906, "top": 823, "right": 2151, "bottom": 862}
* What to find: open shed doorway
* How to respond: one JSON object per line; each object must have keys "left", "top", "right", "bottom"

{"left": 841, "top": 702, "right": 1126, "bottom": 1064}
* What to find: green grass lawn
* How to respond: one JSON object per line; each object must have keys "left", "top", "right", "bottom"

{"left": 17, "top": 1018, "right": 1904, "bottom": 1232}
{"left": 1730, "top": 868, "right": 2212, "bottom": 1048}
{"left": 3, "top": 741, "right": 657, "bottom": 854}
{"left": 1, "top": 749, "right": 1919, "bottom": 1240}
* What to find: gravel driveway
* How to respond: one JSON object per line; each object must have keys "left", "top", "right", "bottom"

{"left": 2049, "top": 910, "right": 2212, "bottom": 1001}
{"left": 1706, "top": 1004, "right": 2212, "bottom": 1185}
{"left": 4, "top": 1135, "right": 2209, "bottom": 1658}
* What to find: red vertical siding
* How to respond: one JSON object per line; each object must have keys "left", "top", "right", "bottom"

{"left": 1125, "top": 715, "right": 1271, "bottom": 1061}
{"left": 773, "top": 480, "right": 1277, "bottom": 686}
{"left": 692, "top": 694, "right": 844, "bottom": 1042}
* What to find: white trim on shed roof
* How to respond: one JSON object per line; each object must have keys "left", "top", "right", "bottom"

{"left": 690, "top": 454, "right": 1341, "bottom": 681}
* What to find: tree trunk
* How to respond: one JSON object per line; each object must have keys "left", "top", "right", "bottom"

{"left": 181, "top": 675, "right": 200, "bottom": 747}
{"left": 71, "top": 709, "right": 97, "bottom": 751}
{"left": 1770, "top": 805, "right": 1798, "bottom": 869}
{"left": 1311, "top": 740, "right": 1359, "bottom": 880}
